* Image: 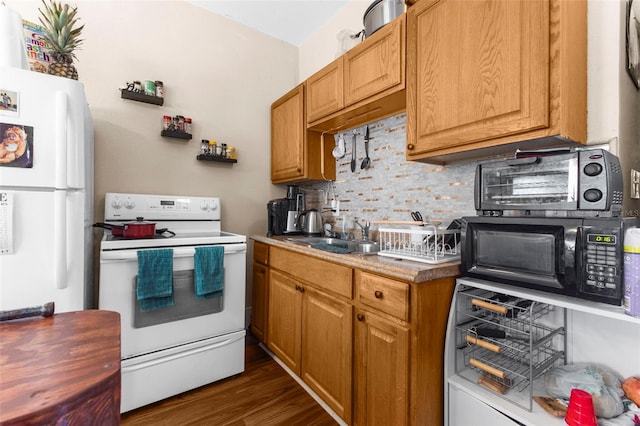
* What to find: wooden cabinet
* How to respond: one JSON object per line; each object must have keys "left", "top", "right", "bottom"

{"left": 250, "top": 241, "right": 269, "bottom": 343}
{"left": 307, "top": 57, "right": 344, "bottom": 123}
{"left": 406, "top": 0, "right": 587, "bottom": 164}
{"left": 354, "top": 270, "right": 455, "bottom": 426}
{"left": 354, "top": 308, "right": 410, "bottom": 426}
{"left": 344, "top": 16, "right": 405, "bottom": 106}
{"left": 267, "top": 248, "right": 353, "bottom": 423}
{"left": 271, "top": 84, "right": 335, "bottom": 183}
{"left": 260, "top": 242, "right": 456, "bottom": 425}
{"left": 306, "top": 15, "right": 406, "bottom": 133}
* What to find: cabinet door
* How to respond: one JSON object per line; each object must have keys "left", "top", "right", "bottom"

{"left": 407, "top": 0, "right": 549, "bottom": 156}
{"left": 354, "top": 309, "right": 410, "bottom": 426}
{"left": 307, "top": 57, "right": 344, "bottom": 123}
{"left": 301, "top": 286, "right": 353, "bottom": 423}
{"left": 344, "top": 15, "right": 405, "bottom": 106}
{"left": 271, "top": 84, "right": 306, "bottom": 183}
{"left": 267, "top": 270, "right": 303, "bottom": 375}
{"left": 250, "top": 260, "right": 268, "bottom": 343}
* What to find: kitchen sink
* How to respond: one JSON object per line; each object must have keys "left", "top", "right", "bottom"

{"left": 284, "top": 237, "right": 379, "bottom": 255}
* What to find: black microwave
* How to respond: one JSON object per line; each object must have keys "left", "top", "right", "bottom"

{"left": 460, "top": 216, "right": 638, "bottom": 305}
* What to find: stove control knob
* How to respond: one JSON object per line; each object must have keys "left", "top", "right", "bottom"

{"left": 124, "top": 199, "right": 135, "bottom": 209}
{"left": 200, "top": 200, "right": 209, "bottom": 211}
{"left": 111, "top": 197, "right": 122, "bottom": 209}
{"left": 208, "top": 200, "right": 218, "bottom": 211}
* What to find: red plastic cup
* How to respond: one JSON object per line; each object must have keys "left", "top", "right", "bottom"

{"left": 565, "top": 388, "right": 597, "bottom": 426}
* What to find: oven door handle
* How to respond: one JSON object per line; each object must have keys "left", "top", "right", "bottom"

{"left": 101, "top": 245, "right": 246, "bottom": 261}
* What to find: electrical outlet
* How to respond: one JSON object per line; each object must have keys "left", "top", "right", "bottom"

{"left": 632, "top": 169, "right": 640, "bottom": 199}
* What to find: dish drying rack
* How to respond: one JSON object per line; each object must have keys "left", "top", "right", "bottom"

{"left": 454, "top": 286, "right": 566, "bottom": 412}
{"left": 376, "top": 222, "right": 460, "bottom": 264}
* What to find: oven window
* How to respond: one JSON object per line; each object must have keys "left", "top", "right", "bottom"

{"left": 476, "top": 230, "right": 556, "bottom": 275}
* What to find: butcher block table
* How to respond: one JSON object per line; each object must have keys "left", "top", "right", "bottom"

{"left": 0, "top": 310, "right": 121, "bottom": 426}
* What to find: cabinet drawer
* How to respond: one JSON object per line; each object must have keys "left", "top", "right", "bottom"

{"left": 270, "top": 247, "right": 353, "bottom": 299}
{"left": 253, "top": 241, "right": 269, "bottom": 265}
{"left": 357, "top": 271, "right": 409, "bottom": 321}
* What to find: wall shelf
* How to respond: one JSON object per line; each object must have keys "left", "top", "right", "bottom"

{"left": 161, "top": 130, "right": 192, "bottom": 140}
{"left": 120, "top": 89, "right": 164, "bottom": 106}
{"left": 197, "top": 154, "right": 237, "bottom": 164}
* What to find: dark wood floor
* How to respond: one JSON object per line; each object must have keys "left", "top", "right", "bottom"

{"left": 120, "top": 333, "right": 338, "bottom": 426}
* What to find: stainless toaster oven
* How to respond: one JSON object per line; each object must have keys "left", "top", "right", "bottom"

{"left": 474, "top": 149, "right": 623, "bottom": 217}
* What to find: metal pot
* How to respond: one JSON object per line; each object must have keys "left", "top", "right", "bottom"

{"left": 296, "top": 209, "right": 323, "bottom": 237}
{"left": 363, "top": 0, "right": 406, "bottom": 37}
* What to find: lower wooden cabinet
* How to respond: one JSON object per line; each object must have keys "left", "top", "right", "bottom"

{"left": 251, "top": 241, "right": 269, "bottom": 343}
{"left": 259, "top": 242, "right": 456, "bottom": 425}
{"left": 268, "top": 268, "right": 353, "bottom": 423}
{"left": 250, "top": 259, "right": 269, "bottom": 342}
{"left": 354, "top": 309, "right": 410, "bottom": 426}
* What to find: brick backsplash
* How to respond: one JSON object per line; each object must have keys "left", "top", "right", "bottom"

{"left": 303, "top": 113, "right": 483, "bottom": 236}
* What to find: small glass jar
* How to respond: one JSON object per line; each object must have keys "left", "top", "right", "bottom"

{"left": 154, "top": 81, "right": 164, "bottom": 97}
{"left": 209, "top": 140, "right": 217, "bottom": 156}
{"left": 227, "top": 147, "right": 236, "bottom": 159}
{"left": 133, "top": 81, "right": 142, "bottom": 93}
{"left": 184, "top": 117, "right": 192, "bottom": 134}
{"left": 162, "top": 115, "right": 171, "bottom": 131}
{"left": 201, "top": 139, "right": 209, "bottom": 155}
{"left": 144, "top": 80, "right": 156, "bottom": 96}
{"left": 177, "top": 116, "right": 185, "bottom": 132}
{"left": 221, "top": 143, "right": 228, "bottom": 158}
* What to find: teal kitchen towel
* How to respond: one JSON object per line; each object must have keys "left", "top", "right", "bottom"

{"left": 194, "top": 246, "right": 224, "bottom": 298}
{"left": 136, "top": 249, "right": 174, "bottom": 311}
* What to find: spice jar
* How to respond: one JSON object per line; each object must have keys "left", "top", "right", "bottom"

{"left": 133, "top": 81, "right": 142, "bottom": 93}
{"left": 184, "top": 117, "right": 192, "bottom": 134}
{"left": 201, "top": 139, "right": 209, "bottom": 155}
{"left": 177, "top": 116, "right": 185, "bottom": 132}
{"left": 221, "top": 143, "right": 228, "bottom": 158}
{"left": 155, "top": 81, "right": 164, "bottom": 97}
{"left": 144, "top": 80, "right": 156, "bottom": 96}
{"left": 227, "top": 147, "right": 236, "bottom": 159}
{"left": 162, "top": 115, "right": 171, "bottom": 131}
{"left": 209, "top": 140, "right": 217, "bottom": 156}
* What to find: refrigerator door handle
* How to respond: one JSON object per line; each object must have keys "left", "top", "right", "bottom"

{"left": 54, "top": 190, "right": 67, "bottom": 289}
{"left": 55, "top": 91, "right": 68, "bottom": 189}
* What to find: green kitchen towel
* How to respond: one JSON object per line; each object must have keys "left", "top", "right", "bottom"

{"left": 136, "top": 249, "right": 174, "bottom": 311}
{"left": 194, "top": 246, "right": 224, "bottom": 298}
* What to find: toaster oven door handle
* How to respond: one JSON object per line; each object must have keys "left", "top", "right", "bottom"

{"left": 504, "top": 157, "right": 540, "bottom": 166}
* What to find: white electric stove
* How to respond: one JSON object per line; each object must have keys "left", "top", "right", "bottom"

{"left": 98, "top": 193, "right": 247, "bottom": 413}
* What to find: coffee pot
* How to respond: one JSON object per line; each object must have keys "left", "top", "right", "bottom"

{"left": 296, "top": 209, "right": 323, "bottom": 237}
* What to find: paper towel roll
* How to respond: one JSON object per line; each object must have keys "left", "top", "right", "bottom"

{"left": 0, "top": 5, "right": 29, "bottom": 70}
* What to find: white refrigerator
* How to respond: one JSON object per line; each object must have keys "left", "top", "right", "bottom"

{"left": 0, "top": 66, "right": 94, "bottom": 313}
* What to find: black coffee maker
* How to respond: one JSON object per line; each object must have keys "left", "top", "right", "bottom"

{"left": 267, "top": 185, "right": 305, "bottom": 236}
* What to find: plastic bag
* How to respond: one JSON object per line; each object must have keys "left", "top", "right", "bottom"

{"left": 544, "top": 363, "right": 625, "bottom": 418}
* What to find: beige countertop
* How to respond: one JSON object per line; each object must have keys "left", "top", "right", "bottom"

{"left": 251, "top": 235, "right": 461, "bottom": 284}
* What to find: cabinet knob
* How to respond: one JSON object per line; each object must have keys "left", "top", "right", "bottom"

{"left": 296, "top": 167, "right": 302, "bottom": 173}
{"left": 407, "top": 144, "right": 415, "bottom": 151}
{"left": 374, "top": 290, "right": 383, "bottom": 299}
{"left": 299, "top": 286, "right": 305, "bottom": 293}
{"left": 295, "top": 285, "right": 300, "bottom": 291}
{"left": 357, "top": 313, "right": 365, "bottom": 322}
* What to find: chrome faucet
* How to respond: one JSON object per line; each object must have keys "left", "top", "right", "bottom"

{"left": 354, "top": 220, "right": 370, "bottom": 241}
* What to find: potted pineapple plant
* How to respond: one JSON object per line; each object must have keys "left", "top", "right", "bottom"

{"left": 38, "top": 0, "right": 84, "bottom": 80}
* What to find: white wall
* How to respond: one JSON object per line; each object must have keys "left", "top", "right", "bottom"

{"left": 299, "top": 0, "right": 369, "bottom": 81}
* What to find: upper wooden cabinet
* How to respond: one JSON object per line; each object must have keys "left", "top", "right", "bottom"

{"left": 307, "top": 15, "right": 406, "bottom": 132}
{"left": 307, "top": 57, "right": 345, "bottom": 123}
{"left": 271, "top": 84, "right": 335, "bottom": 183}
{"left": 406, "top": 0, "right": 587, "bottom": 164}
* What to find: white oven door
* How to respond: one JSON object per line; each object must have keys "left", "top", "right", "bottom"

{"left": 99, "top": 243, "right": 246, "bottom": 359}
